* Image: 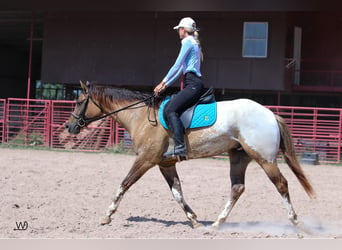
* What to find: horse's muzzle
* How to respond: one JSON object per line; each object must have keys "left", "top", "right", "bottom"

{"left": 65, "top": 122, "right": 81, "bottom": 134}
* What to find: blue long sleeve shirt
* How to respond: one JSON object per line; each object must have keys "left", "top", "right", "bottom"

{"left": 163, "top": 36, "right": 202, "bottom": 87}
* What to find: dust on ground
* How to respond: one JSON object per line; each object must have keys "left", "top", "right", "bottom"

{"left": 0, "top": 148, "right": 341, "bottom": 239}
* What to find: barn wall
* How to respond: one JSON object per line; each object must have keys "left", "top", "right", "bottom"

{"left": 41, "top": 11, "right": 287, "bottom": 91}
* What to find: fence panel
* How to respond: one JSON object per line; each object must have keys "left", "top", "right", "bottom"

{"left": 268, "top": 106, "right": 342, "bottom": 163}
{"left": 51, "top": 100, "right": 115, "bottom": 151}
{"left": 114, "top": 123, "right": 133, "bottom": 151}
{"left": 1, "top": 97, "right": 341, "bottom": 163}
{"left": 5, "top": 98, "right": 51, "bottom": 147}
{"left": 0, "top": 99, "right": 6, "bottom": 143}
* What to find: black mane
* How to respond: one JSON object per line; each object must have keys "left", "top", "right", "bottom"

{"left": 87, "top": 83, "right": 159, "bottom": 107}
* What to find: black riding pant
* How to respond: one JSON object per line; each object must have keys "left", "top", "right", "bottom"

{"left": 164, "top": 72, "right": 204, "bottom": 147}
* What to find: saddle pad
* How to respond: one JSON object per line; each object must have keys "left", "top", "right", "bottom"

{"left": 158, "top": 97, "right": 217, "bottom": 129}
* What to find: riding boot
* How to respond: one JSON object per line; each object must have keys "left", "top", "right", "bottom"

{"left": 163, "top": 113, "right": 187, "bottom": 158}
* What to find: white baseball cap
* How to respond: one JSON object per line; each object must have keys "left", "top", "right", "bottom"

{"left": 173, "top": 17, "right": 198, "bottom": 32}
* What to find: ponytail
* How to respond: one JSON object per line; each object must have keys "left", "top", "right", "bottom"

{"left": 185, "top": 28, "right": 204, "bottom": 62}
{"left": 193, "top": 31, "right": 203, "bottom": 61}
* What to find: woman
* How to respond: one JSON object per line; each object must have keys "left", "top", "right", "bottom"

{"left": 154, "top": 17, "right": 204, "bottom": 158}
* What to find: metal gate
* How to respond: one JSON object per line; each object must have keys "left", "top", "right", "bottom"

{"left": 268, "top": 106, "right": 342, "bottom": 163}
{"left": 50, "top": 100, "right": 115, "bottom": 151}
{"left": 5, "top": 98, "right": 51, "bottom": 147}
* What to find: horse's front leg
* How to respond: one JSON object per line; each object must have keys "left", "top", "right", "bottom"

{"left": 101, "top": 158, "right": 155, "bottom": 225}
{"left": 159, "top": 164, "right": 202, "bottom": 228}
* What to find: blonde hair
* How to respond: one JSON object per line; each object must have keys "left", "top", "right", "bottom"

{"left": 185, "top": 28, "right": 204, "bottom": 61}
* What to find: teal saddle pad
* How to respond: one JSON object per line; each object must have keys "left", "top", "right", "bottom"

{"left": 158, "top": 97, "right": 217, "bottom": 129}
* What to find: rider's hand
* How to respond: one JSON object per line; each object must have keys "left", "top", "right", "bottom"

{"left": 154, "top": 81, "right": 166, "bottom": 96}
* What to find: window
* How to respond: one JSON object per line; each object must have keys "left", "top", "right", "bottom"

{"left": 35, "top": 81, "right": 65, "bottom": 100}
{"left": 35, "top": 81, "right": 82, "bottom": 100}
{"left": 242, "top": 22, "right": 268, "bottom": 58}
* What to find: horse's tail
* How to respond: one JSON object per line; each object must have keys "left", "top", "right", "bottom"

{"left": 275, "top": 114, "right": 316, "bottom": 199}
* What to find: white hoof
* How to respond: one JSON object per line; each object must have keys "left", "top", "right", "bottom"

{"left": 100, "top": 216, "right": 112, "bottom": 225}
{"left": 211, "top": 221, "right": 221, "bottom": 229}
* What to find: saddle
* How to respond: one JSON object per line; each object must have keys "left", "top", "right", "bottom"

{"left": 159, "top": 87, "right": 217, "bottom": 130}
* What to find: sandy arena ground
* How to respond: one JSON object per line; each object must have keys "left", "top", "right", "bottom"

{"left": 0, "top": 148, "right": 341, "bottom": 239}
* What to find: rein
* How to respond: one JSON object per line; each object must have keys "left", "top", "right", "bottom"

{"left": 72, "top": 94, "right": 156, "bottom": 128}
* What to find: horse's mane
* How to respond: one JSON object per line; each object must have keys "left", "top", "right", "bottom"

{"left": 87, "top": 83, "right": 158, "bottom": 107}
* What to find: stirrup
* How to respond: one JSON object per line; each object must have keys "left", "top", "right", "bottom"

{"left": 163, "top": 145, "right": 188, "bottom": 161}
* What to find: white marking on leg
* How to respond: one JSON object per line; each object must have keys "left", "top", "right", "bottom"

{"left": 219, "top": 200, "right": 232, "bottom": 219}
{"left": 171, "top": 187, "right": 197, "bottom": 224}
{"left": 115, "top": 186, "right": 124, "bottom": 197}
{"left": 213, "top": 200, "right": 233, "bottom": 227}
{"left": 106, "top": 202, "right": 116, "bottom": 216}
{"left": 106, "top": 186, "right": 124, "bottom": 216}
{"left": 172, "top": 187, "right": 183, "bottom": 203}
{"left": 186, "top": 212, "right": 195, "bottom": 219}
{"left": 282, "top": 195, "right": 297, "bottom": 223}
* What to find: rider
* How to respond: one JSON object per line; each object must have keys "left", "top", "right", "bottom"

{"left": 154, "top": 17, "right": 204, "bottom": 158}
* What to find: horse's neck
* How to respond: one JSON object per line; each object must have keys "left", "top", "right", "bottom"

{"left": 103, "top": 101, "right": 147, "bottom": 133}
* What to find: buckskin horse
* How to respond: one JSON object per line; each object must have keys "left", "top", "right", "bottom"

{"left": 66, "top": 81, "right": 315, "bottom": 229}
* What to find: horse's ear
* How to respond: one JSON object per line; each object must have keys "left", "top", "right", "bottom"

{"left": 86, "top": 81, "right": 94, "bottom": 92}
{"left": 80, "top": 80, "right": 88, "bottom": 94}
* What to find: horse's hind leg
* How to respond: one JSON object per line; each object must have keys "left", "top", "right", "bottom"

{"left": 159, "top": 164, "right": 201, "bottom": 228}
{"left": 257, "top": 160, "right": 298, "bottom": 225}
{"left": 213, "top": 148, "right": 251, "bottom": 228}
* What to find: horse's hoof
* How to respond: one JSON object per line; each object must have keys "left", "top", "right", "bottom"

{"left": 295, "top": 221, "right": 313, "bottom": 235}
{"left": 100, "top": 216, "right": 111, "bottom": 225}
{"left": 289, "top": 217, "right": 300, "bottom": 228}
{"left": 192, "top": 222, "right": 204, "bottom": 229}
{"left": 211, "top": 221, "right": 221, "bottom": 229}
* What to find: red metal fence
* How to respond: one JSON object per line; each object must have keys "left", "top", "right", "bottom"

{"left": 1, "top": 98, "right": 341, "bottom": 163}
{"left": 50, "top": 100, "right": 114, "bottom": 151}
{"left": 0, "top": 99, "right": 5, "bottom": 143}
{"left": 5, "top": 98, "right": 51, "bottom": 147}
{"left": 267, "top": 106, "right": 342, "bottom": 163}
{"left": 3, "top": 99, "right": 115, "bottom": 151}
{"left": 114, "top": 122, "right": 133, "bottom": 151}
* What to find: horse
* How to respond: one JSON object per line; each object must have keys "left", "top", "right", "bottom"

{"left": 66, "top": 81, "right": 315, "bottom": 229}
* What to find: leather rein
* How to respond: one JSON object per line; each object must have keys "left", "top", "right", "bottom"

{"left": 71, "top": 94, "right": 156, "bottom": 128}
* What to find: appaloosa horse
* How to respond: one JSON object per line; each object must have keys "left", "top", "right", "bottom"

{"left": 66, "top": 81, "right": 315, "bottom": 229}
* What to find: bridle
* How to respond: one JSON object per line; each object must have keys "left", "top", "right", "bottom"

{"left": 71, "top": 93, "right": 156, "bottom": 128}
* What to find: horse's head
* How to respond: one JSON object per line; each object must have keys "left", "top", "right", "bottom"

{"left": 65, "top": 81, "right": 103, "bottom": 134}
